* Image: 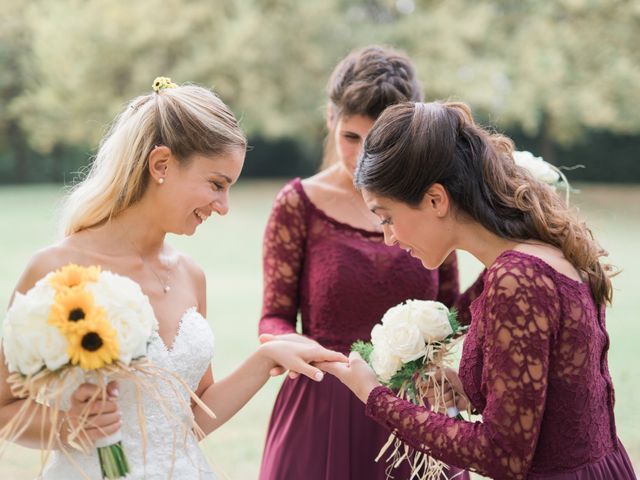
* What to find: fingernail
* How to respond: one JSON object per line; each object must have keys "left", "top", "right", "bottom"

{"left": 314, "top": 372, "right": 324, "bottom": 381}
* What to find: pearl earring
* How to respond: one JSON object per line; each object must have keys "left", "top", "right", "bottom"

{"left": 158, "top": 178, "right": 165, "bottom": 185}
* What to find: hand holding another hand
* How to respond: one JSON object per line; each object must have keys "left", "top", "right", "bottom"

{"left": 317, "top": 351, "right": 381, "bottom": 403}
{"left": 258, "top": 336, "right": 347, "bottom": 383}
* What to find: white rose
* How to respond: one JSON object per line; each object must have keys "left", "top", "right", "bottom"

{"left": 381, "top": 305, "right": 427, "bottom": 363}
{"left": 406, "top": 300, "right": 454, "bottom": 342}
{"left": 370, "top": 343, "right": 402, "bottom": 382}
{"left": 88, "top": 271, "right": 157, "bottom": 364}
{"left": 3, "top": 282, "right": 69, "bottom": 375}
{"left": 513, "top": 150, "right": 560, "bottom": 185}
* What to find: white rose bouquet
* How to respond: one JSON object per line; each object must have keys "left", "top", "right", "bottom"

{"left": 352, "top": 299, "right": 467, "bottom": 480}
{"left": 1, "top": 264, "right": 214, "bottom": 479}
{"left": 512, "top": 150, "right": 580, "bottom": 204}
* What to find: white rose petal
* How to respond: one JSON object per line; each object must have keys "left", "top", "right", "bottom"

{"left": 406, "top": 300, "right": 453, "bottom": 342}
{"left": 3, "top": 282, "right": 68, "bottom": 375}
{"left": 382, "top": 309, "right": 427, "bottom": 363}
{"left": 87, "top": 271, "right": 157, "bottom": 364}
{"left": 370, "top": 344, "right": 402, "bottom": 382}
{"left": 513, "top": 150, "right": 560, "bottom": 185}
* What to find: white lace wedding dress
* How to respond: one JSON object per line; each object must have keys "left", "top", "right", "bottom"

{"left": 42, "top": 307, "right": 216, "bottom": 479}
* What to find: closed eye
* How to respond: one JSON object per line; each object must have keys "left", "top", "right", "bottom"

{"left": 209, "top": 180, "right": 225, "bottom": 191}
{"left": 380, "top": 218, "right": 392, "bottom": 226}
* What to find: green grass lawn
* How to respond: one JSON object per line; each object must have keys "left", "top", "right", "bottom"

{"left": 0, "top": 180, "right": 638, "bottom": 478}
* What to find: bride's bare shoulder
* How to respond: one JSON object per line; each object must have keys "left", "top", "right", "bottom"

{"left": 13, "top": 242, "right": 80, "bottom": 295}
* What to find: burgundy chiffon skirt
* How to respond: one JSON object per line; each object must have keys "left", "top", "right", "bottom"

{"left": 259, "top": 374, "right": 469, "bottom": 480}
{"left": 528, "top": 439, "right": 636, "bottom": 479}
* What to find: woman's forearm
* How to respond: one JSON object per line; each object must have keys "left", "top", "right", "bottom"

{"left": 194, "top": 348, "right": 273, "bottom": 435}
{"left": 0, "top": 398, "right": 60, "bottom": 449}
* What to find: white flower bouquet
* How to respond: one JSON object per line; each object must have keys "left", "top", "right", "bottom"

{"left": 512, "top": 150, "right": 579, "bottom": 204}
{"left": 352, "top": 299, "right": 467, "bottom": 480}
{"left": 1, "top": 264, "right": 214, "bottom": 479}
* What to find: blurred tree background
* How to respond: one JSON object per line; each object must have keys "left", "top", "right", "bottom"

{"left": 1, "top": 0, "right": 639, "bottom": 184}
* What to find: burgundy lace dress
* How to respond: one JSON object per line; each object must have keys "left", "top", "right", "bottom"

{"left": 258, "top": 178, "right": 476, "bottom": 480}
{"left": 366, "top": 250, "right": 636, "bottom": 479}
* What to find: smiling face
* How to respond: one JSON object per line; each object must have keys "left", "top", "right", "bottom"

{"left": 332, "top": 114, "right": 376, "bottom": 176}
{"left": 154, "top": 146, "right": 245, "bottom": 235}
{"left": 362, "top": 186, "right": 457, "bottom": 269}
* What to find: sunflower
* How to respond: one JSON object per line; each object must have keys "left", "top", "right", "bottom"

{"left": 48, "top": 287, "right": 103, "bottom": 335}
{"left": 49, "top": 264, "right": 100, "bottom": 292}
{"left": 67, "top": 318, "right": 120, "bottom": 370}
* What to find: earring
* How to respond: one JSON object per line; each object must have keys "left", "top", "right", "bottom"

{"left": 158, "top": 178, "right": 165, "bottom": 185}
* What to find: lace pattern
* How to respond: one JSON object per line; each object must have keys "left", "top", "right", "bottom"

{"left": 258, "top": 178, "right": 471, "bottom": 350}
{"left": 366, "top": 251, "right": 619, "bottom": 479}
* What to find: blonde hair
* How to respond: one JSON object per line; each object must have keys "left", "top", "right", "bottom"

{"left": 60, "top": 84, "right": 246, "bottom": 235}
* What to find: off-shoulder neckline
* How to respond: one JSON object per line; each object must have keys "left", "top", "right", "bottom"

{"left": 495, "top": 249, "right": 590, "bottom": 290}
{"left": 290, "top": 177, "right": 384, "bottom": 238}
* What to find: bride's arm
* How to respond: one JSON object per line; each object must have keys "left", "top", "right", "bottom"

{"left": 187, "top": 257, "right": 347, "bottom": 434}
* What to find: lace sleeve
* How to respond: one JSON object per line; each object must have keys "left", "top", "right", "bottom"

{"left": 436, "top": 252, "right": 460, "bottom": 309}
{"left": 259, "top": 181, "right": 307, "bottom": 335}
{"left": 366, "top": 257, "right": 560, "bottom": 479}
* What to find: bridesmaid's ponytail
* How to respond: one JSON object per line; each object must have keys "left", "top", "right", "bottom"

{"left": 355, "top": 101, "right": 614, "bottom": 305}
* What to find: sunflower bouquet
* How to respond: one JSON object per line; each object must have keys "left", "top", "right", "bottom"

{"left": 0, "top": 264, "right": 214, "bottom": 479}
{"left": 352, "top": 299, "right": 467, "bottom": 480}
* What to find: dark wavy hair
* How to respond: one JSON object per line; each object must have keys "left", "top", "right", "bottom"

{"left": 354, "top": 101, "right": 613, "bottom": 305}
{"left": 321, "top": 45, "right": 423, "bottom": 169}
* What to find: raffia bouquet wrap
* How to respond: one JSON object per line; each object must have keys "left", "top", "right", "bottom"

{"left": 352, "top": 300, "right": 468, "bottom": 480}
{"left": 1, "top": 264, "right": 215, "bottom": 479}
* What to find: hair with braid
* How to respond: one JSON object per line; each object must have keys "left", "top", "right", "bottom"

{"left": 321, "top": 45, "right": 423, "bottom": 169}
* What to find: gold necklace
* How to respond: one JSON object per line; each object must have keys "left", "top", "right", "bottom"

{"left": 119, "top": 224, "right": 172, "bottom": 294}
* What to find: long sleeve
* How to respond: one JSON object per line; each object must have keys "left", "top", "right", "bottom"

{"left": 259, "top": 181, "right": 307, "bottom": 335}
{"left": 365, "top": 258, "right": 560, "bottom": 479}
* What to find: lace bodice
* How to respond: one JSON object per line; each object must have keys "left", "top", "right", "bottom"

{"left": 43, "top": 307, "right": 216, "bottom": 480}
{"left": 259, "top": 178, "right": 468, "bottom": 351}
{"left": 366, "top": 251, "right": 620, "bottom": 479}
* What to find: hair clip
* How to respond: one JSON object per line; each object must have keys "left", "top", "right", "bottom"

{"left": 152, "top": 77, "right": 177, "bottom": 93}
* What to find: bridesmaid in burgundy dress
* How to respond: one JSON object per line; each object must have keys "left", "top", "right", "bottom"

{"left": 258, "top": 47, "right": 474, "bottom": 479}
{"left": 322, "top": 101, "right": 636, "bottom": 479}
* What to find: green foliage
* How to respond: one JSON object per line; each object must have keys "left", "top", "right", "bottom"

{"left": 1, "top": 0, "right": 640, "bottom": 181}
{"left": 351, "top": 340, "right": 373, "bottom": 364}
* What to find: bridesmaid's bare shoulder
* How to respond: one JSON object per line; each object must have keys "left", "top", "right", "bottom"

{"left": 301, "top": 167, "right": 344, "bottom": 205}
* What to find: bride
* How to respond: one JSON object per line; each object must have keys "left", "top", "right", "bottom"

{"left": 0, "top": 79, "right": 347, "bottom": 479}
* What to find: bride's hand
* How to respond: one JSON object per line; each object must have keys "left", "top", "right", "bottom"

{"left": 424, "top": 367, "right": 469, "bottom": 414}
{"left": 259, "top": 333, "right": 320, "bottom": 378}
{"left": 62, "top": 381, "right": 121, "bottom": 447}
{"left": 317, "top": 351, "right": 381, "bottom": 403}
{"left": 258, "top": 341, "right": 347, "bottom": 382}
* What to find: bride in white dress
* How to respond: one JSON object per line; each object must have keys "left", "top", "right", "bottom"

{"left": 0, "top": 80, "right": 347, "bottom": 479}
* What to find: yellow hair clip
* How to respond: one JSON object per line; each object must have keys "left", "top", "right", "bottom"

{"left": 152, "top": 76, "right": 177, "bottom": 92}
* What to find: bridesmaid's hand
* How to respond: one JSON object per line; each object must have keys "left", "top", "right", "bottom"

{"left": 424, "top": 367, "right": 469, "bottom": 414}
{"left": 259, "top": 333, "right": 320, "bottom": 378}
{"left": 258, "top": 341, "right": 347, "bottom": 383}
{"left": 317, "top": 351, "right": 381, "bottom": 403}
